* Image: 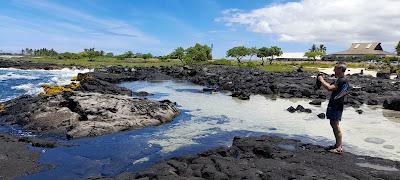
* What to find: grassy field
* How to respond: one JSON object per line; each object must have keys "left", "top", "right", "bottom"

{"left": 1, "top": 56, "right": 374, "bottom": 72}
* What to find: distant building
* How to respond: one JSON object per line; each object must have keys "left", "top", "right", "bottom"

{"left": 276, "top": 52, "right": 319, "bottom": 61}
{"left": 330, "top": 42, "right": 394, "bottom": 58}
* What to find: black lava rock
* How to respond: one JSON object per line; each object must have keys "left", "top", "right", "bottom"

{"left": 317, "top": 113, "right": 326, "bottom": 119}
{"left": 383, "top": 98, "right": 400, "bottom": 111}
{"left": 287, "top": 106, "right": 296, "bottom": 113}
{"left": 309, "top": 99, "right": 323, "bottom": 105}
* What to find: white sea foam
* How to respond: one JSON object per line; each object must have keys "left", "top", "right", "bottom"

{"left": 132, "top": 157, "right": 150, "bottom": 164}
{"left": 0, "top": 95, "right": 18, "bottom": 103}
{"left": 0, "top": 72, "right": 40, "bottom": 81}
{"left": 1, "top": 68, "right": 93, "bottom": 98}
{"left": 11, "top": 83, "right": 43, "bottom": 95}
{"left": 46, "top": 68, "right": 93, "bottom": 85}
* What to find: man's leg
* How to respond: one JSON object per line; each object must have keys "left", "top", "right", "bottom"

{"left": 330, "top": 120, "right": 342, "bottom": 148}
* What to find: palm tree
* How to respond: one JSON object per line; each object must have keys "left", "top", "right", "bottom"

{"left": 309, "top": 44, "right": 317, "bottom": 52}
{"left": 319, "top": 44, "right": 327, "bottom": 53}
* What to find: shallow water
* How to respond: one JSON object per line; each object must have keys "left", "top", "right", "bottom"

{"left": 0, "top": 69, "right": 399, "bottom": 179}
{"left": 356, "top": 162, "right": 399, "bottom": 172}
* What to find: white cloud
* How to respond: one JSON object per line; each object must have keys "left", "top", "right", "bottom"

{"left": 0, "top": 0, "right": 160, "bottom": 53}
{"left": 216, "top": 0, "right": 400, "bottom": 46}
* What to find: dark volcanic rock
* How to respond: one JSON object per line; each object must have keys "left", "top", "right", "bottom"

{"left": 376, "top": 71, "right": 391, "bottom": 79}
{"left": 367, "top": 98, "right": 379, "bottom": 105}
{"left": 81, "top": 65, "right": 400, "bottom": 110}
{"left": 287, "top": 105, "right": 312, "bottom": 113}
{"left": 0, "top": 134, "right": 53, "bottom": 179}
{"left": 202, "top": 87, "right": 215, "bottom": 92}
{"left": 133, "top": 91, "right": 153, "bottom": 96}
{"left": 106, "top": 136, "right": 400, "bottom": 180}
{"left": 303, "top": 108, "right": 312, "bottom": 113}
{"left": 309, "top": 99, "right": 323, "bottom": 105}
{"left": 231, "top": 91, "right": 250, "bottom": 100}
{"left": 383, "top": 98, "right": 400, "bottom": 111}
{"left": 75, "top": 77, "right": 132, "bottom": 96}
{"left": 0, "top": 92, "right": 180, "bottom": 139}
{"left": 296, "top": 105, "right": 305, "bottom": 111}
{"left": 0, "top": 59, "right": 63, "bottom": 70}
{"left": 287, "top": 106, "right": 296, "bottom": 113}
{"left": 317, "top": 113, "right": 326, "bottom": 119}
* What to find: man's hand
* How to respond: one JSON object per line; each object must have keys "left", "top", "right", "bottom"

{"left": 319, "top": 75, "right": 337, "bottom": 91}
{"left": 318, "top": 75, "right": 325, "bottom": 82}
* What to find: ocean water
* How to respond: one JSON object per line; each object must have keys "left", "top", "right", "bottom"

{"left": 0, "top": 69, "right": 399, "bottom": 179}
{"left": 0, "top": 68, "right": 92, "bottom": 102}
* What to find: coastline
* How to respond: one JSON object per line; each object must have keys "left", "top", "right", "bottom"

{"left": 1, "top": 61, "right": 400, "bottom": 179}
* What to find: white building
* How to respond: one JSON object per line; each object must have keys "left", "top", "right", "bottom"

{"left": 276, "top": 52, "right": 320, "bottom": 61}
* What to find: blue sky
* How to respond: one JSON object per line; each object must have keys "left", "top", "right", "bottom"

{"left": 0, "top": 0, "right": 399, "bottom": 58}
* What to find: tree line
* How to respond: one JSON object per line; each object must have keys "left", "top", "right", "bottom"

{"left": 7, "top": 41, "right": 400, "bottom": 63}
{"left": 225, "top": 46, "right": 283, "bottom": 65}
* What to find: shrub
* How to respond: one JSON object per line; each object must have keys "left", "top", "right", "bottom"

{"left": 211, "top": 59, "right": 233, "bottom": 65}
{"left": 246, "top": 61, "right": 257, "bottom": 68}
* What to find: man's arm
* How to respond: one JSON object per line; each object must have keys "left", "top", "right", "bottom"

{"left": 318, "top": 76, "right": 337, "bottom": 91}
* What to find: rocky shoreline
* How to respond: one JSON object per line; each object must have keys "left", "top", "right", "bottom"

{"left": 102, "top": 135, "right": 400, "bottom": 179}
{"left": 0, "top": 70, "right": 180, "bottom": 139}
{"left": 1, "top": 61, "right": 400, "bottom": 179}
{"left": 89, "top": 64, "right": 400, "bottom": 111}
{"left": 0, "top": 59, "right": 69, "bottom": 70}
{"left": 0, "top": 133, "right": 61, "bottom": 180}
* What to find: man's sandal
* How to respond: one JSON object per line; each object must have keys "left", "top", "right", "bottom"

{"left": 329, "top": 147, "right": 344, "bottom": 154}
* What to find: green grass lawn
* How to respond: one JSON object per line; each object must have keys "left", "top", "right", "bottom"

{"left": 2, "top": 56, "right": 373, "bottom": 73}
{"left": 4, "top": 56, "right": 181, "bottom": 68}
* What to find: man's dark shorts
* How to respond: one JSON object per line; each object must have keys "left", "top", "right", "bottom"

{"left": 326, "top": 106, "right": 343, "bottom": 121}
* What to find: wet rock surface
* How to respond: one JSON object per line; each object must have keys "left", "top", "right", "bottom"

{"left": 0, "top": 92, "right": 180, "bottom": 139}
{"left": 104, "top": 136, "right": 400, "bottom": 179}
{"left": 383, "top": 98, "right": 400, "bottom": 111}
{"left": 0, "top": 133, "right": 54, "bottom": 180}
{"left": 317, "top": 113, "right": 326, "bottom": 119}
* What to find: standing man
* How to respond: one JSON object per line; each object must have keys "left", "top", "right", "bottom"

{"left": 318, "top": 63, "right": 349, "bottom": 154}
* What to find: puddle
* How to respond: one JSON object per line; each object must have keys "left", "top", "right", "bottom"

{"left": 277, "top": 144, "right": 296, "bottom": 151}
{"left": 364, "top": 137, "right": 386, "bottom": 144}
{"left": 356, "top": 162, "right": 399, "bottom": 172}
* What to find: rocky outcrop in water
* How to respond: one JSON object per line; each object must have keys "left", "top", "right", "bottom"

{"left": 383, "top": 98, "right": 400, "bottom": 111}
{"left": 105, "top": 136, "right": 400, "bottom": 179}
{"left": 0, "top": 92, "right": 179, "bottom": 139}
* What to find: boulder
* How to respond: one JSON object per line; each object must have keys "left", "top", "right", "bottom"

{"left": 317, "top": 113, "right": 326, "bottom": 119}
{"left": 287, "top": 106, "right": 296, "bottom": 113}
{"left": 383, "top": 98, "right": 400, "bottom": 111}
{"left": 309, "top": 99, "right": 323, "bottom": 105}
{"left": 376, "top": 71, "right": 391, "bottom": 79}
{"left": 295, "top": 105, "right": 305, "bottom": 111}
